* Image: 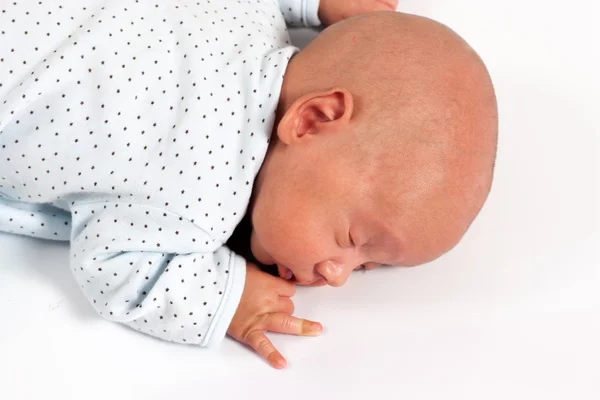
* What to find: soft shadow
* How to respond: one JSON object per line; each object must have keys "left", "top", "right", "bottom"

{"left": 1, "top": 232, "right": 97, "bottom": 319}
{"left": 289, "top": 28, "right": 320, "bottom": 49}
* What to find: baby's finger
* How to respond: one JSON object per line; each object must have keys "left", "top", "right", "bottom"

{"left": 246, "top": 329, "right": 287, "bottom": 369}
{"left": 275, "top": 278, "right": 296, "bottom": 297}
{"left": 278, "top": 297, "right": 295, "bottom": 315}
{"left": 263, "top": 313, "right": 323, "bottom": 336}
{"left": 374, "top": 0, "right": 398, "bottom": 10}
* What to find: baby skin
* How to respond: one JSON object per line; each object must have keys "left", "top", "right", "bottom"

{"left": 227, "top": 4, "right": 499, "bottom": 368}
{"left": 0, "top": 0, "right": 497, "bottom": 369}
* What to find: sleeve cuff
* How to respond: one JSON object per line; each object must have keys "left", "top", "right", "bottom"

{"left": 304, "top": 0, "right": 322, "bottom": 27}
{"left": 203, "top": 253, "right": 247, "bottom": 347}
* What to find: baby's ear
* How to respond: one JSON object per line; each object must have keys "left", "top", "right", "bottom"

{"left": 277, "top": 87, "right": 353, "bottom": 145}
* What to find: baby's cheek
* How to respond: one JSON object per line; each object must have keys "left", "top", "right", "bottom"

{"left": 270, "top": 227, "right": 312, "bottom": 267}
{"left": 250, "top": 231, "right": 274, "bottom": 265}
{"left": 263, "top": 201, "right": 324, "bottom": 268}
{"left": 253, "top": 218, "right": 295, "bottom": 265}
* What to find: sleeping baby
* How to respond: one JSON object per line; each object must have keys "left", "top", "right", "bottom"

{"left": 0, "top": 0, "right": 498, "bottom": 368}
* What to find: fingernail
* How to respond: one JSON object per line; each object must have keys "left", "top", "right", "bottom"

{"left": 309, "top": 323, "right": 323, "bottom": 335}
{"left": 276, "top": 358, "right": 286, "bottom": 369}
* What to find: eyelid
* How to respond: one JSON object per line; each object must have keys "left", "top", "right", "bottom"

{"left": 349, "top": 233, "right": 356, "bottom": 247}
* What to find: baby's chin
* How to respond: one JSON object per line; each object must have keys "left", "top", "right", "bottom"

{"left": 250, "top": 231, "right": 275, "bottom": 266}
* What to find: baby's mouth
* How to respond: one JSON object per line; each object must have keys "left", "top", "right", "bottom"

{"left": 277, "top": 264, "right": 294, "bottom": 280}
{"left": 276, "top": 264, "right": 326, "bottom": 286}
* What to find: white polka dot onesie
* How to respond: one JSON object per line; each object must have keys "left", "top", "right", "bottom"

{"left": 0, "top": 0, "right": 321, "bottom": 346}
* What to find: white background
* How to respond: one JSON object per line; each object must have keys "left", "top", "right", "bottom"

{"left": 1, "top": 0, "right": 599, "bottom": 399}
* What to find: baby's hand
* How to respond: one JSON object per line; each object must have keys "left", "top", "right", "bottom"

{"left": 318, "top": 0, "right": 398, "bottom": 26}
{"left": 227, "top": 263, "right": 323, "bottom": 369}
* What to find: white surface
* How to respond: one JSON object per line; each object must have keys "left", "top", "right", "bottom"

{"left": 1, "top": 0, "right": 599, "bottom": 399}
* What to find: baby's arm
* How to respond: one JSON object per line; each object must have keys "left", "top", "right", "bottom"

{"left": 69, "top": 201, "right": 245, "bottom": 347}
{"left": 278, "top": 0, "right": 322, "bottom": 28}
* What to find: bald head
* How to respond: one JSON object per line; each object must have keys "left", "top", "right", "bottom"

{"left": 285, "top": 12, "right": 497, "bottom": 163}
{"left": 270, "top": 11, "right": 498, "bottom": 264}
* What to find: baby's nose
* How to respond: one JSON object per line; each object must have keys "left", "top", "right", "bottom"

{"left": 317, "top": 260, "right": 350, "bottom": 287}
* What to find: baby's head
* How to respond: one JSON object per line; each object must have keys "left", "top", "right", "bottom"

{"left": 249, "top": 12, "right": 498, "bottom": 286}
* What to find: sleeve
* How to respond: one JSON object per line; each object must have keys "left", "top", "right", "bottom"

{"left": 68, "top": 201, "right": 246, "bottom": 347}
{"left": 279, "top": 0, "right": 322, "bottom": 28}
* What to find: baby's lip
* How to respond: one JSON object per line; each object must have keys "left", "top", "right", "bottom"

{"left": 277, "top": 264, "right": 327, "bottom": 286}
{"left": 277, "top": 264, "right": 293, "bottom": 280}
{"left": 297, "top": 278, "right": 327, "bottom": 287}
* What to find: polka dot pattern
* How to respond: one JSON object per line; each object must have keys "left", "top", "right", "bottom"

{"left": 0, "top": 0, "right": 302, "bottom": 347}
